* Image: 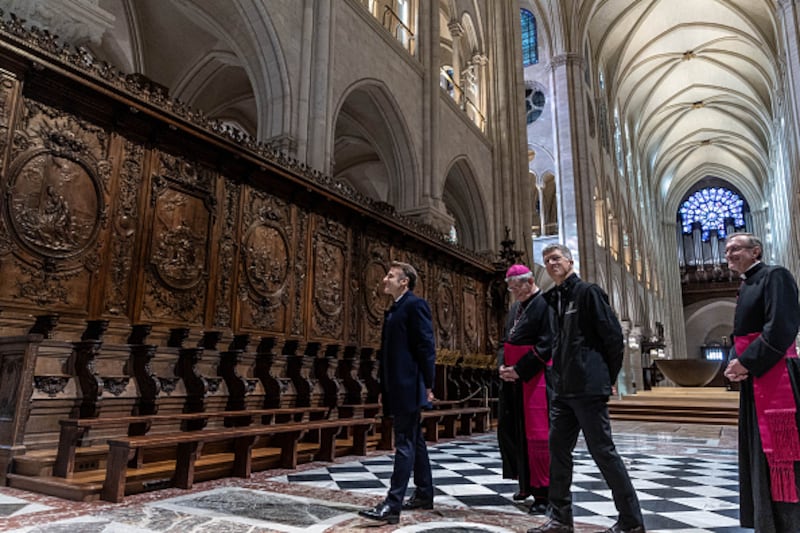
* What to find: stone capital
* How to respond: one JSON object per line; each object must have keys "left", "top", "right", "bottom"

{"left": 447, "top": 20, "right": 464, "bottom": 38}
{"left": 471, "top": 53, "right": 488, "bottom": 66}
{"left": 548, "top": 53, "right": 585, "bottom": 71}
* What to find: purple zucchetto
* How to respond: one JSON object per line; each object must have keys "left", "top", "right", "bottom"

{"left": 505, "top": 264, "right": 532, "bottom": 281}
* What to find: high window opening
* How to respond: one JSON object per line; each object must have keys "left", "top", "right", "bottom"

{"left": 520, "top": 9, "right": 538, "bottom": 66}
{"left": 679, "top": 187, "right": 746, "bottom": 241}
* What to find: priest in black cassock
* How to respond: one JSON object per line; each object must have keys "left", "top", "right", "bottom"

{"left": 724, "top": 232, "right": 800, "bottom": 532}
{"left": 497, "top": 264, "right": 554, "bottom": 515}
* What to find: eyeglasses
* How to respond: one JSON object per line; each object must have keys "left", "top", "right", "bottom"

{"left": 724, "top": 245, "right": 753, "bottom": 254}
{"left": 544, "top": 255, "right": 567, "bottom": 264}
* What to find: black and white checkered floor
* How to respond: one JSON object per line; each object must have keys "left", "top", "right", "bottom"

{"left": 272, "top": 433, "right": 749, "bottom": 533}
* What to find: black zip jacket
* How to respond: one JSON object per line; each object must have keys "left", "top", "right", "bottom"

{"left": 543, "top": 273, "right": 624, "bottom": 397}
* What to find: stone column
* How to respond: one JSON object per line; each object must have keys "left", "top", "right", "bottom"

{"left": 447, "top": 20, "right": 463, "bottom": 104}
{"left": 297, "top": 0, "right": 334, "bottom": 172}
{"left": 549, "top": 53, "right": 596, "bottom": 277}
{"left": 473, "top": 53, "right": 489, "bottom": 130}
{"left": 662, "top": 220, "right": 687, "bottom": 359}
{"left": 750, "top": 208, "right": 768, "bottom": 253}
{"left": 779, "top": 0, "right": 800, "bottom": 154}
{"left": 399, "top": 0, "right": 453, "bottom": 233}
{"left": 777, "top": 0, "right": 800, "bottom": 273}
{"left": 486, "top": 0, "right": 531, "bottom": 260}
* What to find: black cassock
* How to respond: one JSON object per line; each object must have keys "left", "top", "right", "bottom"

{"left": 733, "top": 262, "right": 800, "bottom": 532}
{"left": 496, "top": 290, "right": 553, "bottom": 497}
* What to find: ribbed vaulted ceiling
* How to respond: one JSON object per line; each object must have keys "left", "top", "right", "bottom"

{"left": 587, "top": 0, "right": 779, "bottom": 207}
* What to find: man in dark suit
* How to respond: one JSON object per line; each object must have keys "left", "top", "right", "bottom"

{"left": 359, "top": 261, "right": 436, "bottom": 525}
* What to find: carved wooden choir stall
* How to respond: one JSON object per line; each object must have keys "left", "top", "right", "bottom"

{"left": 0, "top": 16, "right": 507, "bottom": 501}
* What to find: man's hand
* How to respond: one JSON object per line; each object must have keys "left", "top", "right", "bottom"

{"left": 724, "top": 359, "right": 749, "bottom": 382}
{"left": 498, "top": 364, "right": 519, "bottom": 382}
{"left": 427, "top": 388, "right": 435, "bottom": 403}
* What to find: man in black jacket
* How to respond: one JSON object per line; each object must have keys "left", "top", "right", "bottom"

{"left": 528, "top": 244, "right": 644, "bottom": 533}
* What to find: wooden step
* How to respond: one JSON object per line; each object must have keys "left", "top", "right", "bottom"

{"left": 608, "top": 387, "right": 739, "bottom": 426}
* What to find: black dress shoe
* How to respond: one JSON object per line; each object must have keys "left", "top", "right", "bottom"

{"left": 527, "top": 518, "right": 574, "bottom": 533}
{"left": 512, "top": 491, "right": 531, "bottom": 501}
{"left": 402, "top": 493, "right": 433, "bottom": 510}
{"left": 528, "top": 499, "right": 548, "bottom": 515}
{"left": 595, "top": 523, "right": 645, "bottom": 533}
{"left": 358, "top": 503, "right": 400, "bottom": 524}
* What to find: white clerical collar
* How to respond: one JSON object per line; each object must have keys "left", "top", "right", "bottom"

{"left": 740, "top": 260, "right": 761, "bottom": 279}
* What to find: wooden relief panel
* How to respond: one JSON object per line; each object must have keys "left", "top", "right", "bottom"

{"left": 434, "top": 270, "right": 457, "bottom": 349}
{"left": 237, "top": 189, "right": 292, "bottom": 333}
{"left": 0, "top": 99, "right": 110, "bottom": 311}
{"left": 360, "top": 238, "right": 391, "bottom": 346}
{"left": 104, "top": 139, "right": 144, "bottom": 315}
{"left": 462, "top": 280, "right": 481, "bottom": 354}
{"left": 141, "top": 154, "right": 215, "bottom": 324}
{"left": 290, "top": 210, "right": 309, "bottom": 337}
{"left": 311, "top": 217, "right": 348, "bottom": 340}
{"left": 213, "top": 182, "right": 240, "bottom": 329}
{"left": 0, "top": 69, "right": 20, "bottom": 174}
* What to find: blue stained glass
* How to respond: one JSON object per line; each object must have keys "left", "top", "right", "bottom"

{"left": 521, "top": 9, "right": 538, "bottom": 66}
{"left": 679, "top": 187, "right": 746, "bottom": 241}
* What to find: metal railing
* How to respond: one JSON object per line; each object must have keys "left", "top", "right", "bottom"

{"left": 439, "top": 69, "right": 486, "bottom": 131}
{"left": 382, "top": 6, "right": 415, "bottom": 55}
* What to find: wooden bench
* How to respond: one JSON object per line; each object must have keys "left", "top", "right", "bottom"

{"left": 101, "top": 416, "right": 377, "bottom": 502}
{"left": 377, "top": 405, "right": 491, "bottom": 449}
{"left": 54, "top": 406, "right": 330, "bottom": 478}
{"left": 422, "top": 406, "right": 490, "bottom": 441}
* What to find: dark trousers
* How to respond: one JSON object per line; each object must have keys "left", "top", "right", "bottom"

{"left": 385, "top": 410, "right": 433, "bottom": 511}
{"left": 548, "top": 395, "right": 643, "bottom": 529}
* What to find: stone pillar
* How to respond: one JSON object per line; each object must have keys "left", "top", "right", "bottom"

{"left": 662, "top": 220, "right": 687, "bottom": 359}
{"left": 486, "top": 0, "right": 531, "bottom": 261}
{"left": 473, "top": 53, "right": 489, "bottom": 130}
{"left": 549, "top": 53, "right": 596, "bottom": 277}
{"left": 447, "top": 20, "right": 463, "bottom": 104}
{"left": 617, "top": 320, "right": 632, "bottom": 396}
{"left": 779, "top": 0, "right": 800, "bottom": 154}
{"left": 297, "top": 0, "right": 334, "bottom": 172}
{"left": 776, "top": 1, "right": 800, "bottom": 273}
{"left": 749, "top": 208, "right": 769, "bottom": 254}
{"left": 399, "top": 0, "right": 453, "bottom": 233}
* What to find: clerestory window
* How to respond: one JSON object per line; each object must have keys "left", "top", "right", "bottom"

{"left": 521, "top": 9, "right": 538, "bottom": 66}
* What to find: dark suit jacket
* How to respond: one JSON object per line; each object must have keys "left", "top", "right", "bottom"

{"left": 379, "top": 291, "right": 436, "bottom": 416}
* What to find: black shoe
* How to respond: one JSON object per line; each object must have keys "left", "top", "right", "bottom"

{"left": 595, "top": 523, "right": 645, "bottom": 533}
{"left": 528, "top": 499, "right": 548, "bottom": 515}
{"left": 402, "top": 493, "right": 433, "bottom": 510}
{"left": 358, "top": 503, "right": 400, "bottom": 524}
{"left": 512, "top": 491, "right": 531, "bottom": 501}
{"left": 527, "top": 518, "right": 574, "bottom": 533}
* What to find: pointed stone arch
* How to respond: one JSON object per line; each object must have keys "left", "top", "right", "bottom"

{"left": 331, "top": 79, "right": 418, "bottom": 209}
{"left": 94, "top": 0, "right": 292, "bottom": 144}
{"left": 442, "top": 156, "right": 490, "bottom": 252}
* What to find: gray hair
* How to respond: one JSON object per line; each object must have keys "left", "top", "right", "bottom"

{"left": 390, "top": 261, "right": 418, "bottom": 291}
{"left": 726, "top": 232, "right": 762, "bottom": 259}
{"left": 542, "top": 243, "right": 573, "bottom": 261}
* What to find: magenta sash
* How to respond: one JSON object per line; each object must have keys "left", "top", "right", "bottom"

{"left": 504, "top": 342, "right": 550, "bottom": 488}
{"left": 735, "top": 333, "right": 800, "bottom": 502}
